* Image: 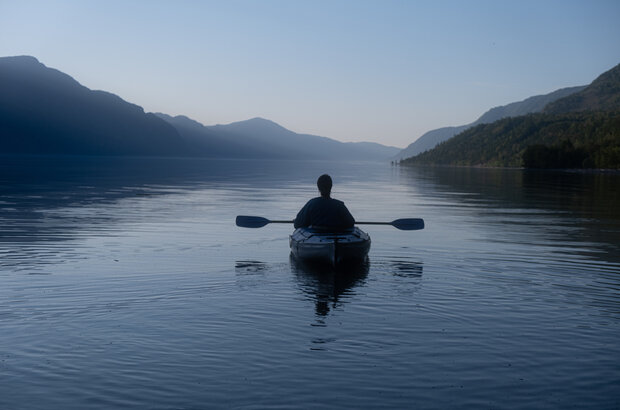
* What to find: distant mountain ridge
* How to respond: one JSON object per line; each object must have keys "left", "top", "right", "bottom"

{"left": 0, "top": 56, "right": 186, "bottom": 156}
{"left": 544, "top": 63, "right": 620, "bottom": 113}
{"left": 401, "top": 62, "right": 620, "bottom": 169}
{"left": 393, "top": 85, "right": 586, "bottom": 161}
{"left": 0, "top": 55, "right": 398, "bottom": 160}
{"left": 155, "top": 114, "right": 400, "bottom": 160}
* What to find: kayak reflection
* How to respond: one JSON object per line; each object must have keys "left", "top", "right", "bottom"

{"left": 290, "top": 255, "right": 369, "bottom": 317}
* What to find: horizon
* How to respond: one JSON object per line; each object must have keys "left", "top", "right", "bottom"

{"left": 1, "top": 0, "right": 619, "bottom": 148}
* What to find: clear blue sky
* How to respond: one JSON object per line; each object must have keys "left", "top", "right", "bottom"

{"left": 1, "top": 0, "right": 619, "bottom": 148}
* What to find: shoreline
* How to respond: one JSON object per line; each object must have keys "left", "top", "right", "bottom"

{"left": 398, "top": 163, "right": 620, "bottom": 174}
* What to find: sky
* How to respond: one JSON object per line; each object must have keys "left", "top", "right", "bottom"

{"left": 1, "top": 0, "right": 619, "bottom": 148}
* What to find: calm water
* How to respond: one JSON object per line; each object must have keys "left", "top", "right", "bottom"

{"left": 1, "top": 157, "right": 619, "bottom": 409}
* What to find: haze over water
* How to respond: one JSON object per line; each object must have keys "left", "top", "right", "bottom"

{"left": 1, "top": 157, "right": 619, "bottom": 409}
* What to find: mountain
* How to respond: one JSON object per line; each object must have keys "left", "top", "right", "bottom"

{"left": 156, "top": 114, "right": 401, "bottom": 160}
{"left": 342, "top": 141, "right": 403, "bottom": 159}
{"left": 393, "top": 86, "right": 586, "bottom": 161}
{"left": 544, "top": 63, "right": 620, "bottom": 113}
{"left": 153, "top": 113, "right": 267, "bottom": 158}
{"left": 0, "top": 56, "right": 186, "bottom": 156}
{"left": 401, "top": 63, "right": 620, "bottom": 169}
{"left": 0, "top": 55, "right": 399, "bottom": 160}
{"left": 393, "top": 125, "right": 470, "bottom": 160}
{"left": 208, "top": 117, "right": 401, "bottom": 160}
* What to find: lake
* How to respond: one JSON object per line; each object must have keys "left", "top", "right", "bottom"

{"left": 1, "top": 157, "right": 619, "bottom": 409}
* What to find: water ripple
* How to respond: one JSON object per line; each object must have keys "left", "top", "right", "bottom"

{"left": 1, "top": 159, "right": 620, "bottom": 409}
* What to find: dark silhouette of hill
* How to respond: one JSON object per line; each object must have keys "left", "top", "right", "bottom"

{"left": 156, "top": 114, "right": 401, "bottom": 160}
{"left": 0, "top": 56, "right": 399, "bottom": 160}
{"left": 401, "top": 63, "right": 620, "bottom": 169}
{"left": 393, "top": 86, "right": 585, "bottom": 161}
{"left": 208, "top": 117, "right": 401, "bottom": 160}
{"left": 152, "top": 113, "right": 270, "bottom": 158}
{"left": 0, "top": 56, "right": 186, "bottom": 156}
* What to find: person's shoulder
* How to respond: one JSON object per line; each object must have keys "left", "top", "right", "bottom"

{"left": 305, "top": 197, "right": 324, "bottom": 206}
{"left": 330, "top": 198, "right": 345, "bottom": 205}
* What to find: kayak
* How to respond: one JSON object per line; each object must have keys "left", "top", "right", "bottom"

{"left": 289, "top": 227, "right": 371, "bottom": 266}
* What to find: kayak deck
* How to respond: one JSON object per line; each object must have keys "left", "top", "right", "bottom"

{"left": 289, "top": 227, "right": 371, "bottom": 266}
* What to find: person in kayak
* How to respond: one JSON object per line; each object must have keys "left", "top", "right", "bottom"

{"left": 294, "top": 174, "right": 355, "bottom": 230}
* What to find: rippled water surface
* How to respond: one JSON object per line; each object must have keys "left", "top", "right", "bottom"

{"left": 1, "top": 157, "right": 619, "bottom": 409}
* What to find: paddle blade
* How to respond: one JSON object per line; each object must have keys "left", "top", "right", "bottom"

{"left": 391, "top": 218, "right": 424, "bottom": 230}
{"left": 236, "top": 215, "right": 270, "bottom": 228}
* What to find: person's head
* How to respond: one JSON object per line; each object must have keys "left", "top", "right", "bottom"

{"left": 317, "top": 174, "right": 332, "bottom": 197}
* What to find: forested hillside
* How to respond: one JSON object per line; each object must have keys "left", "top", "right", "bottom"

{"left": 401, "top": 111, "right": 620, "bottom": 168}
{"left": 402, "top": 63, "right": 620, "bottom": 169}
{"left": 392, "top": 86, "right": 584, "bottom": 161}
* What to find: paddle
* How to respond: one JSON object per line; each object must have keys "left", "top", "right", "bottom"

{"left": 236, "top": 215, "right": 424, "bottom": 231}
{"left": 236, "top": 216, "right": 293, "bottom": 228}
{"left": 356, "top": 218, "right": 424, "bottom": 230}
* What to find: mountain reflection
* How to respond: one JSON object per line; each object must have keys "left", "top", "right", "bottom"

{"left": 400, "top": 165, "right": 620, "bottom": 221}
{"left": 399, "top": 165, "right": 620, "bottom": 262}
{"left": 290, "top": 255, "right": 369, "bottom": 317}
{"left": 0, "top": 156, "right": 369, "bottom": 245}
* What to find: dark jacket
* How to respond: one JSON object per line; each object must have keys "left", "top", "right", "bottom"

{"left": 294, "top": 196, "right": 355, "bottom": 229}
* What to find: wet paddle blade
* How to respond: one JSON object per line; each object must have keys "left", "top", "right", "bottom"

{"left": 391, "top": 218, "right": 424, "bottom": 230}
{"left": 236, "top": 215, "right": 271, "bottom": 228}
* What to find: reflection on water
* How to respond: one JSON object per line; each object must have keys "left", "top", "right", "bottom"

{"left": 290, "top": 255, "right": 370, "bottom": 318}
{"left": 400, "top": 165, "right": 620, "bottom": 263}
{"left": 401, "top": 165, "right": 620, "bottom": 219}
{"left": 399, "top": 165, "right": 620, "bottom": 221}
{"left": 1, "top": 157, "right": 620, "bottom": 409}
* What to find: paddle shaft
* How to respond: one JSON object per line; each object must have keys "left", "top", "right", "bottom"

{"left": 247, "top": 220, "right": 396, "bottom": 225}
{"left": 236, "top": 215, "right": 423, "bottom": 230}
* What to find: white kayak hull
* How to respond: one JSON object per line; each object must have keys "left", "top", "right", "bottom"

{"left": 289, "top": 227, "right": 371, "bottom": 266}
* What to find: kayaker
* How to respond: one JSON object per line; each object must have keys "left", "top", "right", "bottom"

{"left": 294, "top": 174, "right": 355, "bottom": 230}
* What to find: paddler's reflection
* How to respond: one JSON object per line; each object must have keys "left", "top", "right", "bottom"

{"left": 290, "top": 255, "right": 369, "bottom": 317}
